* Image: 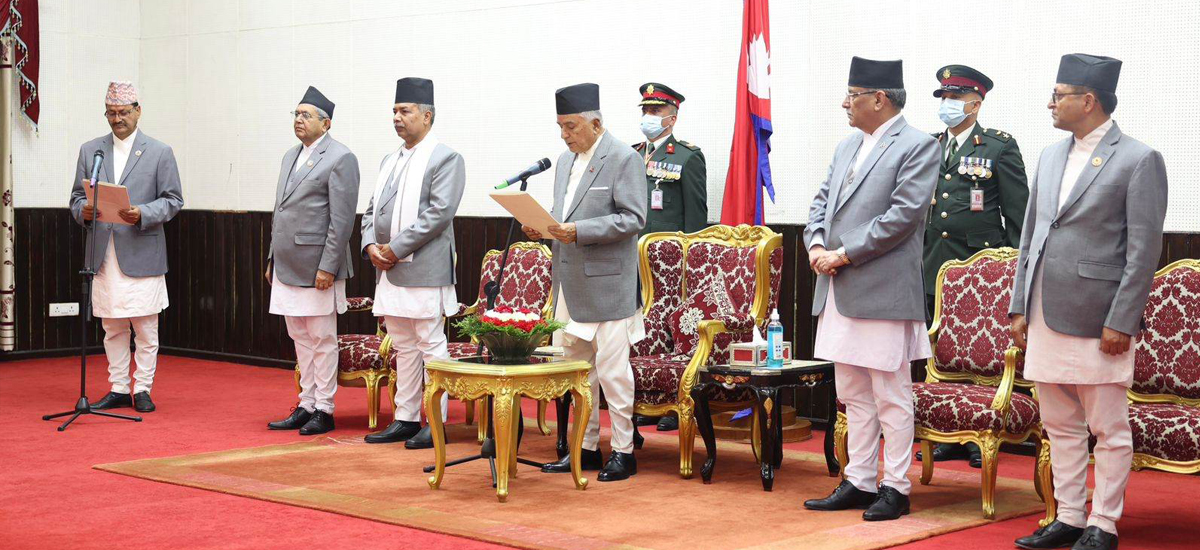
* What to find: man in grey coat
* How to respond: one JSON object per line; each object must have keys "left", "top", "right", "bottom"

{"left": 70, "top": 81, "right": 183, "bottom": 414}
{"left": 1010, "top": 55, "right": 1167, "bottom": 550}
{"left": 526, "top": 83, "right": 647, "bottom": 482}
{"left": 266, "top": 86, "right": 360, "bottom": 436}
{"left": 362, "top": 78, "right": 464, "bottom": 449}
{"left": 801, "top": 58, "right": 940, "bottom": 521}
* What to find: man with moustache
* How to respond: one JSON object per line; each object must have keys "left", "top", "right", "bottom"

{"left": 801, "top": 58, "right": 940, "bottom": 521}
{"left": 69, "top": 81, "right": 184, "bottom": 413}
{"left": 1011, "top": 54, "right": 1167, "bottom": 550}
{"left": 527, "top": 83, "right": 647, "bottom": 481}
{"left": 362, "top": 78, "right": 463, "bottom": 449}
{"left": 266, "top": 86, "right": 360, "bottom": 435}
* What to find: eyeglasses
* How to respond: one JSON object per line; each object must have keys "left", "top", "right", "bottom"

{"left": 290, "top": 110, "right": 327, "bottom": 121}
{"left": 104, "top": 109, "right": 136, "bottom": 119}
{"left": 844, "top": 90, "right": 878, "bottom": 100}
{"left": 1050, "top": 92, "right": 1088, "bottom": 104}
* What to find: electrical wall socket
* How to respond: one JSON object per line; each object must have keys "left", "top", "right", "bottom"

{"left": 49, "top": 303, "right": 80, "bottom": 317}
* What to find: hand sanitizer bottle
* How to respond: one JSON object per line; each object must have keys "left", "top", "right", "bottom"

{"left": 766, "top": 309, "right": 784, "bottom": 368}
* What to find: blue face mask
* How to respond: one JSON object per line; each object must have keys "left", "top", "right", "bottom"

{"left": 938, "top": 98, "right": 976, "bottom": 127}
{"left": 640, "top": 114, "right": 671, "bottom": 140}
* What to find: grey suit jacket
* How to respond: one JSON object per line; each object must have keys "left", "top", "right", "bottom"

{"left": 803, "top": 116, "right": 941, "bottom": 321}
{"left": 361, "top": 142, "right": 465, "bottom": 287}
{"left": 1009, "top": 122, "right": 1168, "bottom": 337}
{"left": 268, "top": 134, "right": 360, "bottom": 287}
{"left": 549, "top": 132, "right": 647, "bottom": 323}
{"left": 69, "top": 131, "right": 184, "bottom": 276}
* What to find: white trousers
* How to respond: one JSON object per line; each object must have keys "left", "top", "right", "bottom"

{"left": 563, "top": 325, "right": 636, "bottom": 454}
{"left": 285, "top": 314, "right": 338, "bottom": 414}
{"left": 101, "top": 314, "right": 160, "bottom": 394}
{"left": 383, "top": 316, "right": 448, "bottom": 423}
{"left": 1037, "top": 382, "right": 1132, "bottom": 535}
{"left": 836, "top": 362, "right": 915, "bottom": 495}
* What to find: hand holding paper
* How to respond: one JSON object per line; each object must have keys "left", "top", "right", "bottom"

{"left": 82, "top": 179, "right": 134, "bottom": 225}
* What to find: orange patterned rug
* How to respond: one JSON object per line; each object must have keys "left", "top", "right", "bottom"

{"left": 95, "top": 423, "right": 1045, "bottom": 550}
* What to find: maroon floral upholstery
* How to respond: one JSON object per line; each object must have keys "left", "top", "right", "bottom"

{"left": 634, "top": 390, "right": 676, "bottom": 406}
{"left": 346, "top": 297, "right": 374, "bottom": 311}
{"left": 933, "top": 254, "right": 1024, "bottom": 379}
{"left": 447, "top": 341, "right": 482, "bottom": 360}
{"left": 337, "top": 334, "right": 386, "bottom": 373}
{"left": 685, "top": 242, "right": 759, "bottom": 314}
{"left": 1134, "top": 266, "right": 1200, "bottom": 399}
{"left": 913, "top": 382, "right": 1039, "bottom": 434}
{"left": 1130, "top": 403, "right": 1200, "bottom": 462}
{"left": 473, "top": 246, "right": 554, "bottom": 314}
{"left": 670, "top": 282, "right": 737, "bottom": 356}
{"left": 632, "top": 353, "right": 691, "bottom": 394}
{"left": 633, "top": 239, "right": 685, "bottom": 357}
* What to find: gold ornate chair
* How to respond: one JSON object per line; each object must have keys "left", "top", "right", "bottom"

{"left": 1127, "top": 259, "right": 1200, "bottom": 474}
{"left": 833, "top": 248, "right": 1052, "bottom": 520}
{"left": 293, "top": 297, "right": 396, "bottom": 429}
{"left": 630, "top": 225, "right": 784, "bottom": 478}
{"left": 447, "top": 242, "right": 555, "bottom": 440}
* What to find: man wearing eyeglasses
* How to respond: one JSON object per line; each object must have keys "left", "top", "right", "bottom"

{"left": 802, "top": 57, "right": 939, "bottom": 521}
{"left": 917, "top": 65, "right": 1029, "bottom": 469}
{"left": 266, "top": 86, "right": 361, "bottom": 436}
{"left": 69, "top": 81, "right": 184, "bottom": 414}
{"left": 1010, "top": 54, "right": 1167, "bottom": 550}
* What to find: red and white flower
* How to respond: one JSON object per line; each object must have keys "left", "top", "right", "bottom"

{"left": 479, "top": 306, "right": 544, "bottom": 333}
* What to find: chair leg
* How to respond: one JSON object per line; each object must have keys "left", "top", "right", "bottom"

{"left": 365, "top": 372, "right": 381, "bottom": 430}
{"left": 919, "top": 439, "right": 935, "bottom": 485}
{"left": 833, "top": 412, "right": 849, "bottom": 479}
{"left": 537, "top": 400, "right": 551, "bottom": 436}
{"left": 1037, "top": 434, "right": 1057, "bottom": 527}
{"left": 678, "top": 410, "right": 696, "bottom": 479}
{"left": 464, "top": 399, "right": 475, "bottom": 425}
{"left": 979, "top": 434, "right": 1000, "bottom": 519}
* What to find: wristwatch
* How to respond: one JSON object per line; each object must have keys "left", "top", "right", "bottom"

{"left": 836, "top": 246, "right": 851, "bottom": 265}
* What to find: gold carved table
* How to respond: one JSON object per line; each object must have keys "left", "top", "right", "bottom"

{"left": 423, "top": 356, "right": 593, "bottom": 502}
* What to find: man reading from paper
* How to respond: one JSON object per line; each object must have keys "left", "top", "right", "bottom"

{"left": 525, "top": 83, "right": 647, "bottom": 482}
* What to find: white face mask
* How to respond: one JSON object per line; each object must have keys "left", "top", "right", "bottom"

{"left": 640, "top": 114, "right": 671, "bottom": 139}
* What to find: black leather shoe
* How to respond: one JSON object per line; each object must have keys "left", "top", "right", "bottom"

{"left": 268, "top": 407, "right": 312, "bottom": 430}
{"left": 597, "top": 451, "right": 637, "bottom": 482}
{"left": 133, "top": 391, "right": 155, "bottom": 413}
{"left": 1014, "top": 520, "right": 1086, "bottom": 549}
{"left": 656, "top": 416, "right": 679, "bottom": 432}
{"left": 90, "top": 391, "right": 132, "bottom": 410}
{"left": 633, "top": 414, "right": 658, "bottom": 427}
{"left": 1071, "top": 527, "right": 1118, "bottom": 550}
{"left": 633, "top": 426, "right": 644, "bottom": 450}
{"left": 966, "top": 442, "right": 983, "bottom": 468}
{"left": 298, "top": 410, "right": 335, "bottom": 435}
{"left": 542, "top": 448, "right": 603, "bottom": 473}
{"left": 862, "top": 485, "right": 910, "bottom": 521}
{"left": 803, "top": 480, "right": 877, "bottom": 511}
{"left": 915, "top": 442, "right": 969, "bottom": 462}
{"left": 364, "top": 420, "right": 421, "bottom": 444}
{"left": 404, "top": 425, "right": 445, "bottom": 449}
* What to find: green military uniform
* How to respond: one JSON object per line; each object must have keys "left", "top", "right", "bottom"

{"left": 633, "top": 83, "right": 708, "bottom": 236}
{"left": 924, "top": 66, "right": 1029, "bottom": 302}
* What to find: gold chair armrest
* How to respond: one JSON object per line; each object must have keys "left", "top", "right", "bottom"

{"left": 378, "top": 333, "right": 395, "bottom": 368}
{"left": 677, "top": 319, "right": 729, "bottom": 402}
{"left": 990, "top": 346, "right": 1022, "bottom": 412}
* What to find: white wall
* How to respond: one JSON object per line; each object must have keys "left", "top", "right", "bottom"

{"left": 11, "top": 0, "right": 1200, "bottom": 231}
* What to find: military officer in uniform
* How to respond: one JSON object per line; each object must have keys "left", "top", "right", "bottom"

{"left": 630, "top": 82, "right": 707, "bottom": 433}
{"left": 919, "top": 65, "right": 1030, "bottom": 467}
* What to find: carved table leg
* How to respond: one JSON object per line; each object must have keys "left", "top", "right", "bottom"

{"left": 756, "top": 386, "right": 777, "bottom": 491}
{"left": 691, "top": 382, "right": 717, "bottom": 484}
{"left": 555, "top": 392, "right": 572, "bottom": 459}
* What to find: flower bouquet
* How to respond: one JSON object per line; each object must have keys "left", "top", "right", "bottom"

{"left": 453, "top": 306, "right": 565, "bottom": 364}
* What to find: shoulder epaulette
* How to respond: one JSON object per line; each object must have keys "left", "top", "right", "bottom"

{"left": 632, "top": 142, "right": 646, "bottom": 152}
{"left": 981, "top": 128, "right": 1012, "bottom": 143}
{"left": 677, "top": 140, "right": 700, "bottom": 151}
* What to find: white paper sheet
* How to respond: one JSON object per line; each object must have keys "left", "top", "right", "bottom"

{"left": 82, "top": 179, "right": 134, "bottom": 226}
{"left": 489, "top": 189, "right": 558, "bottom": 236}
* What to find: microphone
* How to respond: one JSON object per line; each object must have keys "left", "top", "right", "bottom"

{"left": 89, "top": 150, "right": 105, "bottom": 188}
{"left": 495, "top": 158, "right": 551, "bottom": 189}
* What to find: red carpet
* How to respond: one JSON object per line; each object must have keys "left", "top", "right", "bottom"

{"left": 2, "top": 355, "right": 1197, "bottom": 550}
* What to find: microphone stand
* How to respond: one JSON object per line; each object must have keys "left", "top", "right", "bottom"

{"left": 43, "top": 171, "right": 143, "bottom": 430}
{"left": 423, "top": 175, "right": 544, "bottom": 484}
